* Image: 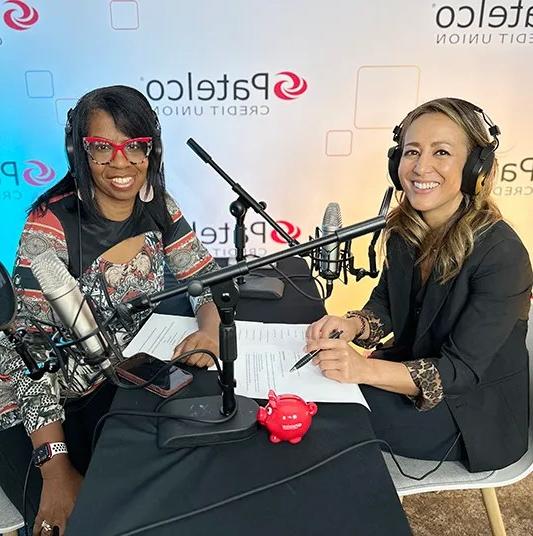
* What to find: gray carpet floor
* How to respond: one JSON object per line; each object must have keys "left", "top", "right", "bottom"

{"left": 403, "top": 473, "right": 533, "bottom": 535}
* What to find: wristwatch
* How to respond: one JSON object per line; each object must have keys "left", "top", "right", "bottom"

{"left": 32, "top": 442, "right": 68, "bottom": 467}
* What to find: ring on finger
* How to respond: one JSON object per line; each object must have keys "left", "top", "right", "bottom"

{"left": 41, "top": 520, "right": 53, "bottom": 534}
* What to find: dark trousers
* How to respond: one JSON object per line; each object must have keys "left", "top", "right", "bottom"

{"left": 0, "top": 382, "right": 116, "bottom": 529}
{"left": 361, "top": 385, "right": 466, "bottom": 461}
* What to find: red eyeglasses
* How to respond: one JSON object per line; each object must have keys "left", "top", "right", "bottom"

{"left": 82, "top": 137, "right": 153, "bottom": 165}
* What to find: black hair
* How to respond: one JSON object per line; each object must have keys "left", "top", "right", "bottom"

{"left": 29, "top": 85, "right": 172, "bottom": 232}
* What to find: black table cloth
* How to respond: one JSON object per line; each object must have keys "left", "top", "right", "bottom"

{"left": 67, "top": 258, "right": 411, "bottom": 535}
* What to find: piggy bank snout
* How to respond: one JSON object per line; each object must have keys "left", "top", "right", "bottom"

{"left": 257, "top": 406, "right": 268, "bottom": 424}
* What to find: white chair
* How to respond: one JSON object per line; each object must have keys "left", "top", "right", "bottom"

{"left": 0, "top": 486, "right": 24, "bottom": 536}
{"left": 383, "top": 309, "right": 533, "bottom": 536}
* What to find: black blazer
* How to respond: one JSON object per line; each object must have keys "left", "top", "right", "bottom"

{"left": 364, "top": 221, "right": 532, "bottom": 472}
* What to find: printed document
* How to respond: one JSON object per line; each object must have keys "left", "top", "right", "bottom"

{"left": 124, "top": 313, "right": 368, "bottom": 407}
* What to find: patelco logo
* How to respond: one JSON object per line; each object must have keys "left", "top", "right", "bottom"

{"left": 191, "top": 219, "right": 302, "bottom": 256}
{"left": 146, "top": 70, "right": 308, "bottom": 117}
{"left": 271, "top": 220, "right": 301, "bottom": 243}
{"left": 274, "top": 72, "right": 308, "bottom": 100}
{"left": 22, "top": 160, "right": 55, "bottom": 186}
{"left": 3, "top": 0, "right": 39, "bottom": 30}
{"left": 432, "top": 1, "right": 533, "bottom": 45}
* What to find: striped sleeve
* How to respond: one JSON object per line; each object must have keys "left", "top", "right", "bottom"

{"left": 162, "top": 194, "right": 219, "bottom": 313}
{"left": 0, "top": 209, "right": 69, "bottom": 434}
{"left": 13, "top": 208, "right": 69, "bottom": 324}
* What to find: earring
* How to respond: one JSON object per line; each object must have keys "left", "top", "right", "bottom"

{"left": 77, "top": 184, "right": 94, "bottom": 201}
{"left": 138, "top": 182, "right": 154, "bottom": 203}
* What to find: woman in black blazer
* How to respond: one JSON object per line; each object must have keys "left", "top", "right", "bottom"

{"left": 306, "top": 98, "right": 532, "bottom": 472}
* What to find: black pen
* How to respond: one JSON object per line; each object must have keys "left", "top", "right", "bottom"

{"left": 289, "top": 329, "right": 343, "bottom": 372}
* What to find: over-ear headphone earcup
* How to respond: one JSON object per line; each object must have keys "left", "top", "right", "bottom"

{"left": 461, "top": 145, "right": 495, "bottom": 195}
{"left": 151, "top": 111, "right": 163, "bottom": 172}
{"left": 387, "top": 145, "right": 403, "bottom": 190}
{"left": 65, "top": 108, "right": 75, "bottom": 176}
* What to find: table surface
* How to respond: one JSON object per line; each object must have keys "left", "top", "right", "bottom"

{"left": 66, "top": 258, "right": 411, "bottom": 536}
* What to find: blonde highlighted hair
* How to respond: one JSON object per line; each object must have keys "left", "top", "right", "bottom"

{"left": 384, "top": 98, "right": 502, "bottom": 283}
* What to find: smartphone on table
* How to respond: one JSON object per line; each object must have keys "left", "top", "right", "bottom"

{"left": 116, "top": 353, "right": 193, "bottom": 398}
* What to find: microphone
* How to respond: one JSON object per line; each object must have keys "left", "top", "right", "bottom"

{"left": 313, "top": 188, "right": 394, "bottom": 288}
{"left": 319, "top": 202, "right": 342, "bottom": 281}
{"left": 0, "top": 261, "right": 54, "bottom": 380}
{"left": 1, "top": 328, "right": 49, "bottom": 381}
{"left": 31, "top": 250, "right": 118, "bottom": 382}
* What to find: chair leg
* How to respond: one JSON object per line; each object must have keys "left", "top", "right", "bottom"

{"left": 481, "top": 487, "right": 506, "bottom": 536}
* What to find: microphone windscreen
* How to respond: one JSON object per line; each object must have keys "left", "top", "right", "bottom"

{"left": 322, "top": 202, "right": 342, "bottom": 228}
{"left": 32, "top": 249, "right": 75, "bottom": 298}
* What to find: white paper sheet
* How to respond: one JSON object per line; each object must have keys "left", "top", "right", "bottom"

{"left": 123, "top": 313, "right": 368, "bottom": 407}
{"left": 122, "top": 314, "right": 198, "bottom": 359}
{"left": 236, "top": 322, "right": 308, "bottom": 351}
{"left": 235, "top": 348, "right": 369, "bottom": 407}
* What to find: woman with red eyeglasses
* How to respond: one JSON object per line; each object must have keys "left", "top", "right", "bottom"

{"left": 0, "top": 85, "right": 221, "bottom": 535}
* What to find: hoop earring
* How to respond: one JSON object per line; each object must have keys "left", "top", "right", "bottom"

{"left": 77, "top": 184, "right": 94, "bottom": 201}
{"left": 139, "top": 182, "right": 154, "bottom": 203}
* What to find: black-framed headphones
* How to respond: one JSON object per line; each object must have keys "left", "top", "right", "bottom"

{"left": 64, "top": 107, "right": 163, "bottom": 177}
{"left": 387, "top": 99, "right": 501, "bottom": 196}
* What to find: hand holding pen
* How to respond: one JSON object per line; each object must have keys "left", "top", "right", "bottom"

{"left": 290, "top": 329, "right": 343, "bottom": 372}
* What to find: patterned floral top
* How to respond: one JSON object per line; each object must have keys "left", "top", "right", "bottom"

{"left": 0, "top": 192, "right": 218, "bottom": 434}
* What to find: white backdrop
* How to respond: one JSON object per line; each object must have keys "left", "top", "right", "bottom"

{"left": 1, "top": 0, "right": 531, "bottom": 310}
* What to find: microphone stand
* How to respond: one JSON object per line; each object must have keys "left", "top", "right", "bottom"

{"left": 187, "top": 138, "right": 299, "bottom": 300}
{"left": 158, "top": 278, "right": 260, "bottom": 448}
{"left": 348, "top": 187, "right": 393, "bottom": 281}
{"left": 119, "top": 214, "right": 385, "bottom": 448}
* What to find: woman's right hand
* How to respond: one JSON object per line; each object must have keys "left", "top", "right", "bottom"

{"left": 306, "top": 314, "right": 363, "bottom": 342}
{"left": 33, "top": 459, "right": 83, "bottom": 536}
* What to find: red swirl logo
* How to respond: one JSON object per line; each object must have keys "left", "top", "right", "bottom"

{"left": 3, "top": 0, "right": 39, "bottom": 30}
{"left": 23, "top": 160, "right": 55, "bottom": 186}
{"left": 274, "top": 72, "right": 308, "bottom": 100}
{"left": 271, "top": 220, "right": 301, "bottom": 244}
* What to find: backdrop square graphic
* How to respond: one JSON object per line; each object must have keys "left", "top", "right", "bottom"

{"left": 325, "top": 130, "right": 353, "bottom": 156}
{"left": 55, "top": 98, "right": 77, "bottom": 125}
{"left": 110, "top": 0, "right": 139, "bottom": 30}
{"left": 354, "top": 66, "right": 420, "bottom": 129}
{"left": 25, "top": 71, "right": 54, "bottom": 98}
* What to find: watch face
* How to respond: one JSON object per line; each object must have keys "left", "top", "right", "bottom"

{"left": 33, "top": 444, "right": 51, "bottom": 466}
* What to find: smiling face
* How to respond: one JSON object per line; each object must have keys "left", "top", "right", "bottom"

{"left": 86, "top": 109, "right": 149, "bottom": 220}
{"left": 398, "top": 112, "right": 470, "bottom": 229}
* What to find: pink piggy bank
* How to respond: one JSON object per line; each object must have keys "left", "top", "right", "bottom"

{"left": 257, "top": 390, "right": 318, "bottom": 444}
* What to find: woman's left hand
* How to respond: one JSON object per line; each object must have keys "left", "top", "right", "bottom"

{"left": 307, "top": 338, "right": 370, "bottom": 384}
{"left": 172, "top": 329, "right": 219, "bottom": 368}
